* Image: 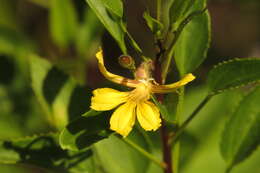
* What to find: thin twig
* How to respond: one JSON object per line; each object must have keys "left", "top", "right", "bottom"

{"left": 157, "top": 0, "right": 162, "bottom": 21}
{"left": 162, "top": 8, "right": 207, "bottom": 80}
{"left": 170, "top": 94, "right": 213, "bottom": 144}
{"left": 116, "top": 135, "right": 167, "bottom": 169}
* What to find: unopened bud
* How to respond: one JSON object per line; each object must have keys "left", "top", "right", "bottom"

{"left": 134, "top": 60, "right": 153, "bottom": 80}
{"left": 118, "top": 55, "right": 135, "bottom": 70}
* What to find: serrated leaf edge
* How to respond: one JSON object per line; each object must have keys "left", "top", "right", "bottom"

{"left": 59, "top": 128, "right": 77, "bottom": 151}
{"left": 0, "top": 131, "right": 58, "bottom": 142}
{"left": 211, "top": 57, "right": 260, "bottom": 69}
{"left": 208, "top": 57, "right": 260, "bottom": 95}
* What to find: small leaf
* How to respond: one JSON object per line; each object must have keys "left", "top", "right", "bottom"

{"left": 30, "top": 55, "right": 91, "bottom": 129}
{"left": 43, "top": 67, "right": 69, "bottom": 105}
{"left": 143, "top": 12, "right": 163, "bottom": 36}
{"left": 49, "top": 0, "right": 78, "bottom": 47}
{"left": 169, "top": 0, "right": 195, "bottom": 26}
{"left": 220, "top": 86, "right": 260, "bottom": 171}
{"left": 0, "top": 133, "right": 94, "bottom": 172}
{"left": 174, "top": 10, "right": 210, "bottom": 76}
{"left": 164, "top": 93, "right": 179, "bottom": 122}
{"left": 151, "top": 96, "right": 171, "bottom": 122}
{"left": 101, "top": 0, "right": 123, "bottom": 18}
{"left": 59, "top": 110, "right": 112, "bottom": 151}
{"left": 86, "top": 0, "right": 127, "bottom": 53}
{"left": 207, "top": 58, "right": 260, "bottom": 94}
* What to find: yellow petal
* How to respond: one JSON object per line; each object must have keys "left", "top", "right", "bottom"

{"left": 110, "top": 101, "right": 136, "bottom": 137}
{"left": 91, "top": 88, "right": 129, "bottom": 111}
{"left": 151, "top": 73, "right": 195, "bottom": 93}
{"left": 96, "top": 50, "right": 139, "bottom": 88}
{"left": 136, "top": 101, "right": 161, "bottom": 131}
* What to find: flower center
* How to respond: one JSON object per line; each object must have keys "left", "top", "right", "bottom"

{"left": 128, "top": 80, "right": 152, "bottom": 103}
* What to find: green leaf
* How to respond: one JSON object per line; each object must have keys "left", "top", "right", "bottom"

{"left": 179, "top": 132, "right": 199, "bottom": 169}
{"left": 101, "top": 0, "right": 123, "bottom": 18}
{"left": 220, "top": 86, "right": 260, "bottom": 171}
{"left": 174, "top": 10, "right": 210, "bottom": 76}
{"left": 207, "top": 58, "right": 260, "bottom": 95}
{"left": 0, "top": 133, "right": 59, "bottom": 164}
{"left": 164, "top": 93, "right": 180, "bottom": 122}
{"left": 143, "top": 12, "right": 163, "bottom": 36}
{"left": 30, "top": 55, "right": 92, "bottom": 129}
{"left": 169, "top": 0, "right": 195, "bottom": 26}
{"left": 151, "top": 95, "right": 171, "bottom": 122}
{"left": 76, "top": 9, "right": 102, "bottom": 57}
{"left": 0, "top": 133, "right": 95, "bottom": 172}
{"left": 94, "top": 130, "right": 149, "bottom": 173}
{"left": 49, "top": 0, "right": 78, "bottom": 47}
{"left": 85, "top": 0, "right": 127, "bottom": 53}
{"left": 59, "top": 110, "right": 112, "bottom": 151}
{"left": 151, "top": 93, "right": 179, "bottom": 123}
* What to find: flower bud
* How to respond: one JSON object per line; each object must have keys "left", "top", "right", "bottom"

{"left": 135, "top": 60, "right": 154, "bottom": 80}
{"left": 118, "top": 55, "right": 135, "bottom": 70}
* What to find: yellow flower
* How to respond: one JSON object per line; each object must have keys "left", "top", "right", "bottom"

{"left": 90, "top": 50, "right": 195, "bottom": 137}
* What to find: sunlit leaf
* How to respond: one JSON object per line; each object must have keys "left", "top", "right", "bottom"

{"left": 85, "top": 0, "right": 127, "bottom": 53}
{"left": 101, "top": 0, "right": 123, "bottom": 18}
{"left": 174, "top": 11, "right": 210, "bottom": 76}
{"left": 59, "top": 110, "right": 112, "bottom": 151}
{"left": 49, "top": 0, "right": 78, "bottom": 47}
{"left": 207, "top": 58, "right": 260, "bottom": 95}
{"left": 94, "top": 130, "right": 150, "bottom": 173}
{"left": 220, "top": 86, "right": 260, "bottom": 172}
{"left": 30, "top": 55, "right": 91, "bottom": 129}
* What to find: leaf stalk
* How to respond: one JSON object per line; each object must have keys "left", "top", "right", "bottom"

{"left": 118, "top": 135, "right": 167, "bottom": 169}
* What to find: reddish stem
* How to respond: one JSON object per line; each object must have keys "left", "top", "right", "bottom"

{"left": 154, "top": 58, "right": 173, "bottom": 173}
{"left": 160, "top": 122, "right": 173, "bottom": 173}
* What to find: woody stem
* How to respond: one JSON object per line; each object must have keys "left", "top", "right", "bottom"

{"left": 160, "top": 121, "right": 173, "bottom": 173}
{"left": 154, "top": 56, "right": 173, "bottom": 173}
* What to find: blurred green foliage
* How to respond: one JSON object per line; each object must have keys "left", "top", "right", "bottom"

{"left": 0, "top": 0, "right": 259, "bottom": 173}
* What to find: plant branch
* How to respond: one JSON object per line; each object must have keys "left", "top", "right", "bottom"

{"left": 154, "top": 55, "right": 173, "bottom": 173}
{"left": 170, "top": 94, "right": 212, "bottom": 144}
{"left": 162, "top": 8, "right": 207, "bottom": 79}
{"left": 157, "top": 0, "right": 162, "bottom": 21}
{"left": 118, "top": 135, "right": 167, "bottom": 169}
{"left": 160, "top": 123, "right": 173, "bottom": 173}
